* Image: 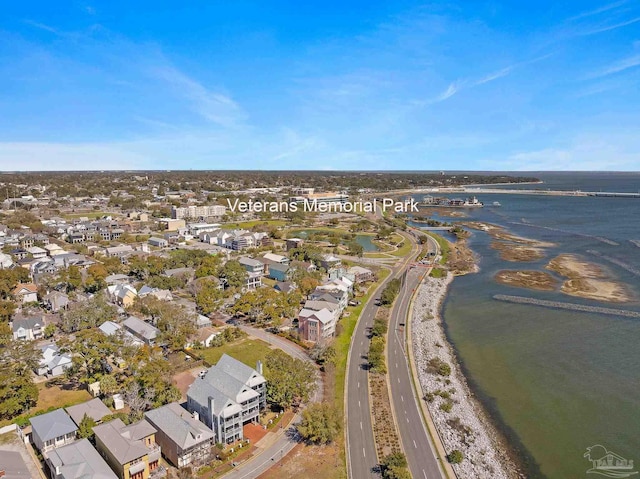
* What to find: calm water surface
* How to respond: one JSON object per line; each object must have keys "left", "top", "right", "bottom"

{"left": 412, "top": 172, "right": 640, "bottom": 478}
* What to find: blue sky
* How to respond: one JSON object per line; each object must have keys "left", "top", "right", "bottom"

{"left": 1, "top": 1, "right": 639, "bottom": 171}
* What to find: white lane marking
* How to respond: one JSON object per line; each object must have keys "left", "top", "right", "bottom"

{"left": 360, "top": 421, "right": 363, "bottom": 430}
{"left": 401, "top": 395, "right": 404, "bottom": 402}
{"left": 363, "top": 447, "right": 366, "bottom": 457}
{"left": 423, "top": 470, "right": 428, "bottom": 479}
{"left": 358, "top": 400, "right": 361, "bottom": 407}
{"left": 396, "top": 362, "right": 398, "bottom": 368}
{"left": 413, "top": 440, "right": 417, "bottom": 448}
{"left": 397, "top": 377, "right": 400, "bottom": 383}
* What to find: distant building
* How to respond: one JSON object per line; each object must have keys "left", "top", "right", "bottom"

{"left": 147, "top": 237, "right": 168, "bottom": 248}
{"left": 171, "top": 205, "right": 226, "bottom": 220}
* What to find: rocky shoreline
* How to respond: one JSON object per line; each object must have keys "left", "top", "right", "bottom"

{"left": 411, "top": 273, "right": 522, "bottom": 479}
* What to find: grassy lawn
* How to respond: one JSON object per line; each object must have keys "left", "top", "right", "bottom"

{"left": 224, "top": 219, "right": 287, "bottom": 229}
{"left": 197, "top": 339, "right": 273, "bottom": 368}
{"left": 426, "top": 232, "right": 451, "bottom": 264}
{"left": 389, "top": 236, "right": 413, "bottom": 257}
{"left": 36, "top": 382, "right": 92, "bottom": 411}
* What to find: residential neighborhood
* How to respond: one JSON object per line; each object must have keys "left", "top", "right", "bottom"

{"left": 0, "top": 172, "right": 390, "bottom": 479}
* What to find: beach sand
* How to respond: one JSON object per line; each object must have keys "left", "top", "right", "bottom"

{"left": 546, "top": 254, "right": 632, "bottom": 303}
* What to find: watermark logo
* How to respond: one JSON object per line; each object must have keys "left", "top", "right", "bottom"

{"left": 584, "top": 445, "right": 637, "bottom": 478}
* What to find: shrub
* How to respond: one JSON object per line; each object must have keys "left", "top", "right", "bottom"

{"left": 427, "top": 357, "right": 451, "bottom": 377}
{"left": 439, "top": 400, "right": 453, "bottom": 413}
{"left": 447, "top": 449, "right": 464, "bottom": 464}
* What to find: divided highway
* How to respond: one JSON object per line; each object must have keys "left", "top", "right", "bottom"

{"left": 346, "top": 228, "right": 446, "bottom": 479}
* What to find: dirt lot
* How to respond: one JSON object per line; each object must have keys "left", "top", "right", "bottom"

{"left": 257, "top": 442, "right": 343, "bottom": 479}
{"left": 172, "top": 367, "right": 204, "bottom": 401}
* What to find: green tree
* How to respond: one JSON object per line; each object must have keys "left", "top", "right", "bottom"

{"left": 0, "top": 300, "right": 16, "bottom": 321}
{"left": 219, "top": 260, "right": 247, "bottom": 289}
{"left": 346, "top": 241, "right": 364, "bottom": 257}
{"left": 0, "top": 340, "right": 41, "bottom": 419}
{"left": 381, "top": 453, "right": 411, "bottom": 479}
{"left": 99, "top": 374, "right": 119, "bottom": 396}
{"left": 60, "top": 293, "right": 116, "bottom": 333}
{"left": 297, "top": 403, "right": 341, "bottom": 444}
{"left": 195, "top": 279, "right": 225, "bottom": 315}
{"left": 78, "top": 413, "right": 96, "bottom": 439}
{"left": 380, "top": 278, "right": 401, "bottom": 306}
{"left": 368, "top": 336, "right": 386, "bottom": 374}
{"left": 195, "top": 255, "right": 222, "bottom": 278}
{"left": 265, "top": 350, "right": 316, "bottom": 408}
{"left": 43, "top": 323, "right": 56, "bottom": 339}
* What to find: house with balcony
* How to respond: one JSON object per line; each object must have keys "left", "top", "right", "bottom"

{"left": 298, "top": 307, "right": 336, "bottom": 343}
{"left": 186, "top": 354, "right": 266, "bottom": 444}
{"left": 238, "top": 257, "right": 264, "bottom": 274}
{"left": 144, "top": 402, "right": 215, "bottom": 468}
{"left": 30, "top": 409, "right": 78, "bottom": 454}
{"left": 93, "top": 419, "right": 161, "bottom": 479}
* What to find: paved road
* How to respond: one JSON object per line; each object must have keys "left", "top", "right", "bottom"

{"left": 388, "top": 267, "right": 445, "bottom": 479}
{"left": 221, "top": 325, "right": 322, "bottom": 479}
{"left": 345, "top": 230, "right": 419, "bottom": 479}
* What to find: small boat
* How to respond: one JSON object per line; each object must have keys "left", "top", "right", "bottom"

{"left": 492, "top": 201, "right": 501, "bottom": 207}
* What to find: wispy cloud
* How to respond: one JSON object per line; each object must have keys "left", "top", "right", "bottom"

{"left": 567, "top": 0, "right": 627, "bottom": 22}
{"left": 23, "top": 20, "right": 59, "bottom": 34}
{"left": 152, "top": 65, "right": 246, "bottom": 128}
{"left": 435, "top": 82, "right": 460, "bottom": 101}
{"left": 590, "top": 54, "right": 640, "bottom": 78}
{"left": 475, "top": 66, "right": 513, "bottom": 85}
{"left": 578, "top": 15, "right": 640, "bottom": 36}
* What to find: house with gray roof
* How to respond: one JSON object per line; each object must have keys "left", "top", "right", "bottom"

{"left": 66, "top": 398, "right": 111, "bottom": 427}
{"left": 30, "top": 409, "right": 78, "bottom": 453}
{"left": 186, "top": 354, "right": 266, "bottom": 444}
{"left": 122, "top": 316, "right": 159, "bottom": 346}
{"left": 45, "top": 438, "right": 117, "bottom": 479}
{"left": 12, "top": 316, "right": 44, "bottom": 341}
{"left": 145, "top": 402, "right": 214, "bottom": 468}
{"left": 93, "top": 419, "right": 161, "bottom": 479}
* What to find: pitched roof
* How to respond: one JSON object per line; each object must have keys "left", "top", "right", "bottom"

{"left": 46, "top": 438, "right": 118, "bottom": 479}
{"left": 66, "top": 398, "right": 112, "bottom": 426}
{"left": 144, "top": 402, "right": 214, "bottom": 449}
{"left": 12, "top": 283, "right": 37, "bottom": 294}
{"left": 30, "top": 409, "right": 78, "bottom": 442}
{"left": 93, "top": 419, "right": 156, "bottom": 465}
{"left": 12, "top": 316, "right": 44, "bottom": 332}
{"left": 123, "top": 316, "right": 159, "bottom": 341}
{"left": 215, "top": 354, "right": 264, "bottom": 386}
{"left": 187, "top": 379, "right": 242, "bottom": 417}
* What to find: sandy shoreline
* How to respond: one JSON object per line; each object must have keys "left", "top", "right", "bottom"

{"left": 546, "top": 254, "right": 632, "bottom": 303}
{"left": 411, "top": 273, "right": 522, "bottom": 478}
